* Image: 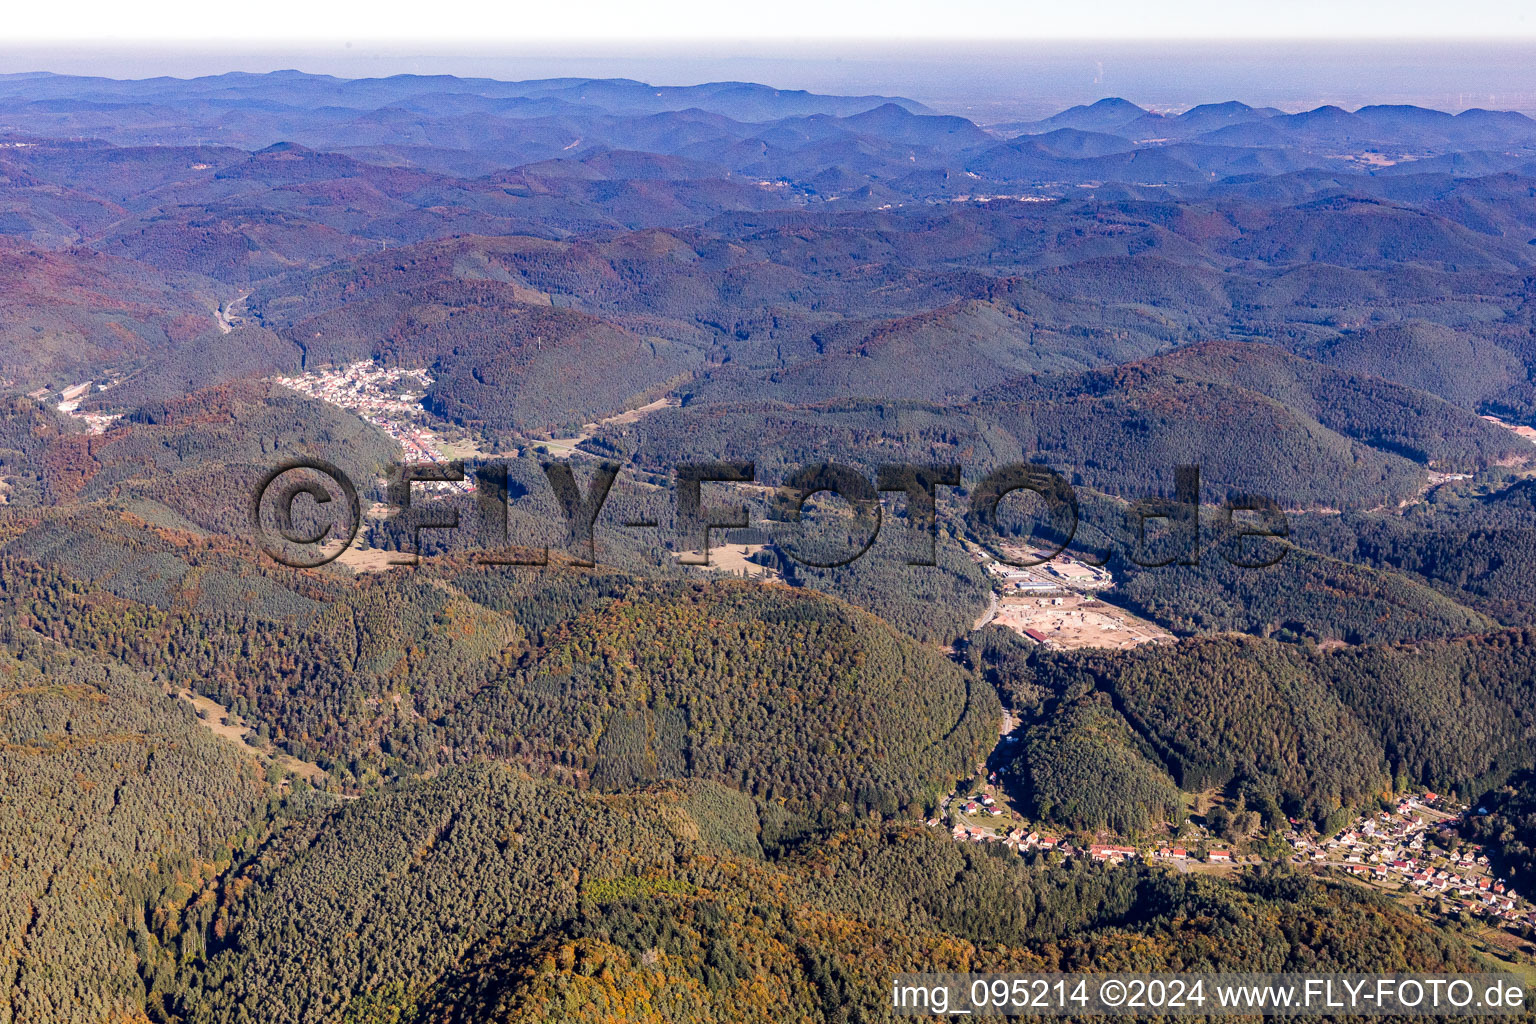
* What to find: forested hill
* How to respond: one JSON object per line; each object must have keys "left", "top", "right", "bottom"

{"left": 6, "top": 76, "right": 1536, "bottom": 462}
{"left": 165, "top": 767, "right": 1483, "bottom": 1024}
{"left": 0, "top": 632, "right": 281, "bottom": 1024}
{"left": 0, "top": 519, "right": 998, "bottom": 825}
{"left": 3, "top": 68, "right": 1536, "bottom": 1021}
{"left": 976, "top": 629, "right": 1536, "bottom": 836}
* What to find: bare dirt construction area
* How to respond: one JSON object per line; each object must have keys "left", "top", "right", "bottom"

{"left": 336, "top": 545, "right": 401, "bottom": 573}
{"left": 1483, "top": 414, "right": 1536, "bottom": 443}
{"left": 593, "top": 395, "right": 679, "bottom": 429}
{"left": 994, "top": 593, "right": 1171, "bottom": 650}
{"left": 1480, "top": 417, "right": 1536, "bottom": 472}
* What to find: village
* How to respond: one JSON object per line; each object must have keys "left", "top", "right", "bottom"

{"left": 22, "top": 368, "right": 1535, "bottom": 948}
{"left": 931, "top": 764, "right": 1222, "bottom": 866}
{"left": 274, "top": 361, "right": 473, "bottom": 494}
{"left": 1297, "top": 795, "right": 1536, "bottom": 929}
{"left": 930, "top": 766, "right": 1536, "bottom": 940}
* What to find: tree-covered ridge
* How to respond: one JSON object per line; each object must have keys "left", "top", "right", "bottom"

{"left": 0, "top": 396, "right": 81, "bottom": 507}
{"left": 978, "top": 363, "right": 1445, "bottom": 512}
{"left": 0, "top": 381, "right": 398, "bottom": 543}
{"left": 587, "top": 338, "right": 1526, "bottom": 518}
{"left": 993, "top": 630, "right": 1536, "bottom": 832}
{"left": 1110, "top": 539, "right": 1496, "bottom": 645}
{"left": 997, "top": 481, "right": 1509, "bottom": 649}
{"left": 0, "top": 632, "right": 279, "bottom": 1024}
{"left": 0, "top": 529, "right": 996, "bottom": 823}
{"left": 443, "top": 872, "right": 1484, "bottom": 1023}
{"left": 1084, "top": 637, "right": 1391, "bottom": 817}
{"left": 1011, "top": 692, "right": 1183, "bottom": 835}
{"left": 714, "top": 535, "right": 991, "bottom": 649}
{"left": 1322, "top": 630, "right": 1536, "bottom": 795}
{"left": 170, "top": 767, "right": 716, "bottom": 1024}
{"left": 1466, "top": 770, "right": 1536, "bottom": 897}
{"left": 161, "top": 767, "right": 1484, "bottom": 1024}
{"left": 4, "top": 70, "right": 1536, "bottom": 1021}
{"left": 278, "top": 274, "right": 704, "bottom": 435}
{"left": 583, "top": 397, "right": 1024, "bottom": 486}
{"left": 1295, "top": 477, "right": 1536, "bottom": 628}
{"left": 9, "top": 89, "right": 1536, "bottom": 454}
{"left": 1149, "top": 341, "right": 1522, "bottom": 469}
{"left": 497, "top": 581, "right": 996, "bottom": 815}
{"left": 18, "top": 372, "right": 1507, "bottom": 657}
{"left": 2, "top": 508, "right": 331, "bottom": 620}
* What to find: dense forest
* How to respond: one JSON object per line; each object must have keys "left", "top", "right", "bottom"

{"left": 4, "top": 67, "right": 1536, "bottom": 1022}
{"left": 1294, "top": 477, "right": 1536, "bottom": 626}
{"left": 0, "top": 631, "right": 290, "bottom": 1024}
{"left": 972, "top": 630, "right": 1536, "bottom": 832}
{"left": 1011, "top": 691, "right": 1184, "bottom": 834}
{"left": 1110, "top": 539, "right": 1496, "bottom": 644}
{"left": 1467, "top": 771, "right": 1536, "bottom": 897}
{"left": 0, "top": 523, "right": 997, "bottom": 824}
{"left": 161, "top": 767, "right": 1484, "bottom": 1024}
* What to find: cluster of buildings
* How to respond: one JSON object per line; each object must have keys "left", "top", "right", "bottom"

{"left": 931, "top": 816, "right": 1241, "bottom": 868}
{"left": 967, "top": 537, "right": 1173, "bottom": 652}
{"left": 1286, "top": 795, "right": 1534, "bottom": 926}
{"left": 276, "top": 362, "right": 472, "bottom": 494}
{"left": 929, "top": 784, "right": 1534, "bottom": 934}
{"left": 983, "top": 550, "right": 1114, "bottom": 596}
{"left": 957, "top": 793, "right": 1005, "bottom": 818}
{"left": 277, "top": 361, "right": 431, "bottom": 420}
{"left": 930, "top": 776, "right": 1231, "bottom": 866}
{"left": 26, "top": 379, "right": 121, "bottom": 434}
{"left": 939, "top": 819, "right": 1064, "bottom": 854}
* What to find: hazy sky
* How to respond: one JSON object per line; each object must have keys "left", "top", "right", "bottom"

{"left": 4, "top": 5, "right": 1536, "bottom": 120}
{"left": 5, "top": 40, "right": 1535, "bottom": 122}
{"left": 8, "top": 0, "right": 1535, "bottom": 43}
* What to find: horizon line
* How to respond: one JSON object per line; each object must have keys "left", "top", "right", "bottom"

{"left": 5, "top": 37, "right": 1536, "bottom": 47}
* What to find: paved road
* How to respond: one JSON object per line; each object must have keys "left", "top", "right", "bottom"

{"left": 972, "top": 591, "right": 999, "bottom": 632}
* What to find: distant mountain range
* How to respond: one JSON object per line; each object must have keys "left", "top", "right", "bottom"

{"left": 1, "top": 71, "right": 1534, "bottom": 193}
{"left": 3, "top": 69, "right": 1536, "bottom": 497}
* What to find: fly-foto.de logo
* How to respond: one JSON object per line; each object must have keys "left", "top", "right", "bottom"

{"left": 250, "top": 458, "right": 1290, "bottom": 571}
